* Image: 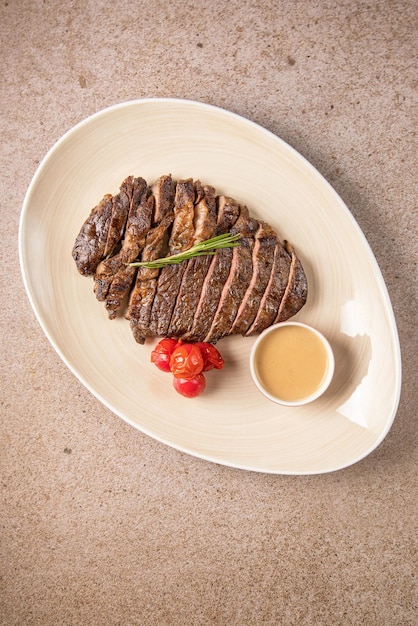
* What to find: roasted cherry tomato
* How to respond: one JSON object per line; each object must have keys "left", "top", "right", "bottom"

{"left": 195, "top": 342, "right": 224, "bottom": 371}
{"left": 173, "top": 373, "right": 206, "bottom": 398}
{"left": 170, "top": 343, "right": 204, "bottom": 379}
{"left": 150, "top": 338, "right": 179, "bottom": 372}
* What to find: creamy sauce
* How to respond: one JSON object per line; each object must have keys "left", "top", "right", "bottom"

{"left": 255, "top": 325, "right": 330, "bottom": 402}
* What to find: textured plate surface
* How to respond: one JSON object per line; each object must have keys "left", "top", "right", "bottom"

{"left": 19, "top": 99, "right": 401, "bottom": 474}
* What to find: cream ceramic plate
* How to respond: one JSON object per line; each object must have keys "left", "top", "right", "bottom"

{"left": 19, "top": 99, "right": 401, "bottom": 474}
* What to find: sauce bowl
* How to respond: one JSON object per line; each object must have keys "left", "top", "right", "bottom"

{"left": 250, "top": 321, "right": 335, "bottom": 407}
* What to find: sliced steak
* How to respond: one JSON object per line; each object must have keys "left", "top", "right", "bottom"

{"left": 73, "top": 174, "right": 308, "bottom": 343}
{"left": 103, "top": 177, "right": 133, "bottom": 258}
{"left": 204, "top": 210, "right": 259, "bottom": 344}
{"left": 184, "top": 197, "right": 242, "bottom": 342}
{"left": 93, "top": 177, "right": 147, "bottom": 301}
{"left": 214, "top": 196, "right": 241, "bottom": 235}
{"left": 167, "top": 185, "right": 218, "bottom": 338}
{"left": 93, "top": 177, "right": 153, "bottom": 319}
{"left": 167, "top": 178, "right": 196, "bottom": 254}
{"left": 191, "top": 184, "right": 217, "bottom": 242}
{"left": 127, "top": 175, "right": 175, "bottom": 344}
{"left": 147, "top": 179, "right": 196, "bottom": 337}
{"left": 246, "top": 242, "right": 292, "bottom": 336}
{"left": 152, "top": 173, "right": 176, "bottom": 224}
{"left": 276, "top": 242, "right": 308, "bottom": 322}
{"left": 184, "top": 249, "right": 232, "bottom": 342}
{"left": 126, "top": 221, "right": 172, "bottom": 343}
{"left": 230, "top": 221, "right": 277, "bottom": 335}
{"left": 72, "top": 177, "right": 134, "bottom": 276}
{"left": 72, "top": 194, "right": 114, "bottom": 275}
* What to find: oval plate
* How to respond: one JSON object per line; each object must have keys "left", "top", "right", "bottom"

{"left": 19, "top": 99, "right": 401, "bottom": 474}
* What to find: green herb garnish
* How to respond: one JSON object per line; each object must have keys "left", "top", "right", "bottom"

{"left": 129, "top": 232, "right": 241, "bottom": 269}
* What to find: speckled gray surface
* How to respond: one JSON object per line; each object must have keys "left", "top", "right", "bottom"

{"left": 1, "top": 1, "right": 417, "bottom": 624}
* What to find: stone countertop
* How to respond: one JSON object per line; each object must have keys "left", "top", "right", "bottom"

{"left": 1, "top": 1, "right": 417, "bottom": 624}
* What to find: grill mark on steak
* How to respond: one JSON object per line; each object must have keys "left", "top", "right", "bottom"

{"left": 204, "top": 210, "right": 259, "bottom": 344}
{"left": 275, "top": 242, "right": 308, "bottom": 323}
{"left": 245, "top": 242, "right": 292, "bottom": 336}
{"left": 127, "top": 175, "right": 175, "bottom": 344}
{"left": 230, "top": 221, "right": 277, "bottom": 335}
{"left": 93, "top": 177, "right": 154, "bottom": 319}
{"left": 167, "top": 185, "right": 218, "bottom": 338}
{"left": 147, "top": 179, "right": 197, "bottom": 337}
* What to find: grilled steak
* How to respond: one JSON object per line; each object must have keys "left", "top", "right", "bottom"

{"left": 147, "top": 179, "right": 196, "bottom": 337}
{"left": 72, "top": 176, "right": 134, "bottom": 277}
{"left": 204, "top": 209, "right": 259, "bottom": 344}
{"left": 127, "top": 175, "right": 175, "bottom": 344}
{"left": 276, "top": 242, "right": 308, "bottom": 323}
{"left": 246, "top": 242, "right": 292, "bottom": 336}
{"left": 72, "top": 175, "right": 308, "bottom": 343}
{"left": 167, "top": 184, "right": 218, "bottom": 338}
{"left": 92, "top": 177, "right": 154, "bottom": 319}
{"left": 230, "top": 221, "right": 277, "bottom": 335}
{"left": 184, "top": 196, "right": 242, "bottom": 342}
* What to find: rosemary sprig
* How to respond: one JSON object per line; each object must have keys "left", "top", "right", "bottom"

{"left": 129, "top": 232, "right": 241, "bottom": 269}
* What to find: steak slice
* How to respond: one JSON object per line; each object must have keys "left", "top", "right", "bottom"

{"left": 127, "top": 175, "right": 175, "bottom": 344}
{"left": 204, "top": 209, "right": 259, "bottom": 344}
{"left": 245, "top": 242, "right": 292, "bottom": 336}
{"left": 152, "top": 173, "right": 175, "bottom": 224}
{"left": 166, "top": 178, "right": 196, "bottom": 254}
{"left": 214, "top": 195, "right": 242, "bottom": 235}
{"left": 230, "top": 221, "right": 277, "bottom": 335}
{"left": 103, "top": 178, "right": 133, "bottom": 258}
{"left": 167, "top": 184, "right": 218, "bottom": 338}
{"left": 147, "top": 179, "right": 196, "bottom": 337}
{"left": 72, "top": 177, "right": 134, "bottom": 275}
{"left": 72, "top": 194, "right": 113, "bottom": 275}
{"left": 275, "top": 242, "right": 308, "bottom": 322}
{"left": 93, "top": 177, "right": 147, "bottom": 301}
{"left": 93, "top": 177, "right": 154, "bottom": 319}
{"left": 184, "top": 197, "right": 242, "bottom": 342}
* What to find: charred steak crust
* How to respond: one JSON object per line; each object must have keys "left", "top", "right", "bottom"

{"left": 72, "top": 175, "right": 308, "bottom": 343}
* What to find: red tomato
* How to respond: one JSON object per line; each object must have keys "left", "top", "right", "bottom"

{"left": 173, "top": 374, "right": 206, "bottom": 398}
{"left": 170, "top": 343, "right": 204, "bottom": 379}
{"left": 195, "top": 342, "right": 224, "bottom": 371}
{"left": 150, "top": 338, "right": 179, "bottom": 372}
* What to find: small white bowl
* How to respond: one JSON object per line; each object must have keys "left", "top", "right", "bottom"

{"left": 250, "top": 321, "right": 335, "bottom": 407}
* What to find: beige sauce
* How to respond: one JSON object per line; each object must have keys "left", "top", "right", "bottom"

{"left": 255, "top": 325, "right": 329, "bottom": 402}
